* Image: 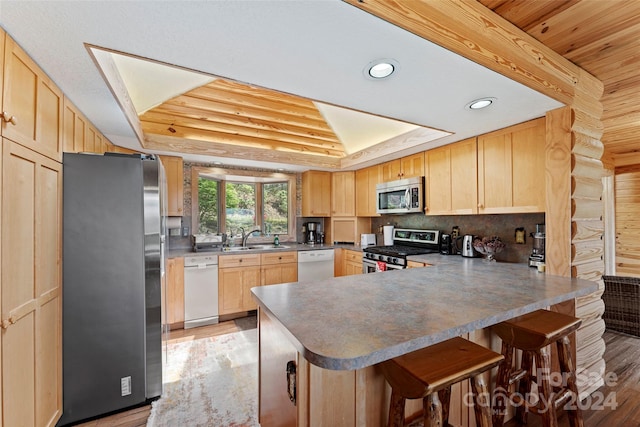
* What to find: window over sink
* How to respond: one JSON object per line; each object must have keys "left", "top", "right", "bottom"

{"left": 192, "top": 166, "right": 295, "bottom": 240}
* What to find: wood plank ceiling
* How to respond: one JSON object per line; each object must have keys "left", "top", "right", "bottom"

{"left": 140, "top": 0, "right": 639, "bottom": 169}
{"left": 478, "top": 0, "right": 640, "bottom": 167}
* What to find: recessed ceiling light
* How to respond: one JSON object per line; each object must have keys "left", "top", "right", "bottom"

{"left": 364, "top": 59, "right": 399, "bottom": 80}
{"left": 466, "top": 97, "right": 496, "bottom": 110}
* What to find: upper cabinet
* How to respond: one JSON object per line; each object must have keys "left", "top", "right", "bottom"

{"left": 161, "top": 155, "right": 184, "bottom": 216}
{"left": 63, "top": 96, "right": 115, "bottom": 155}
{"left": 381, "top": 153, "right": 424, "bottom": 182}
{"left": 425, "top": 138, "right": 478, "bottom": 215}
{"left": 302, "top": 170, "right": 331, "bottom": 217}
{"left": 477, "top": 118, "right": 545, "bottom": 214}
{"left": 331, "top": 171, "right": 355, "bottom": 217}
{"left": 355, "top": 164, "right": 381, "bottom": 217}
{"left": 2, "top": 36, "right": 63, "bottom": 162}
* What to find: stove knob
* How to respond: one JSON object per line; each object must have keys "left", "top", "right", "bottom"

{"left": 391, "top": 257, "right": 398, "bottom": 264}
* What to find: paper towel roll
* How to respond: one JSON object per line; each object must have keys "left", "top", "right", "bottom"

{"left": 383, "top": 225, "right": 394, "bottom": 246}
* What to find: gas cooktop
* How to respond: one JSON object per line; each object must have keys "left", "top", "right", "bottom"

{"left": 363, "top": 228, "right": 441, "bottom": 258}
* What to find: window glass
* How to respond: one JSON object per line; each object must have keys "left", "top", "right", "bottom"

{"left": 197, "top": 177, "right": 219, "bottom": 233}
{"left": 225, "top": 182, "right": 256, "bottom": 237}
{"left": 263, "top": 182, "right": 288, "bottom": 235}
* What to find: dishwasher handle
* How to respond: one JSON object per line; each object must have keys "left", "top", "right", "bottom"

{"left": 298, "top": 250, "right": 335, "bottom": 263}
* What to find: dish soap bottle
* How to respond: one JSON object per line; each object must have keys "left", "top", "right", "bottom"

{"left": 273, "top": 234, "right": 280, "bottom": 247}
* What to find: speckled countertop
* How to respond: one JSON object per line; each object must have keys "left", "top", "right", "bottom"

{"left": 167, "top": 243, "right": 355, "bottom": 258}
{"left": 251, "top": 257, "right": 598, "bottom": 371}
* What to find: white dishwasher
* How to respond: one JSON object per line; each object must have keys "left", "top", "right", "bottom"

{"left": 297, "top": 249, "right": 335, "bottom": 282}
{"left": 184, "top": 255, "right": 219, "bottom": 329}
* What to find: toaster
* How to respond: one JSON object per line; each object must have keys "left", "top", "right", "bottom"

{"left": 361, "top": 233, "right": 376, "bottom": 247}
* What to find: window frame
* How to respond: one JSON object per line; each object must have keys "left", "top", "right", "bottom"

{"left": 191, "top": 166, "right": 296, "bottom": 241}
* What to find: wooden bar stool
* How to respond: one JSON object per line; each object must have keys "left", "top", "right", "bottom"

{"left": 492, "top": 309, "right": 583, "bottom": 427}
{"left": 380, "top": 336, "right": 504, "bottom": 427}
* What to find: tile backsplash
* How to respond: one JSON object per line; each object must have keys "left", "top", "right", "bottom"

{"left": 372, "top": 212, "right": 545, "bottom": 264}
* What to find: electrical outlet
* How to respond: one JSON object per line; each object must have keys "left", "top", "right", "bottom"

{"left": 121, "top": 376, "right": 132, "bottom": 396}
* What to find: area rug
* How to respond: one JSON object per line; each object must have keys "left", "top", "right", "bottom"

{"left": 147, "top": 328, "right": 259, "bottom": 427}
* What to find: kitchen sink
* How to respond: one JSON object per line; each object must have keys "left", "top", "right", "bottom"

{"left": 223, "top": 245, "right": 290, "bottom": 252}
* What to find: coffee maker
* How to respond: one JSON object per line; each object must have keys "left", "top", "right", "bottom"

{"left": 304, "top": 222, "right": 319, "bottom": 245}
{"left": 529, "top": 223, "right": 545, "bottom": 267}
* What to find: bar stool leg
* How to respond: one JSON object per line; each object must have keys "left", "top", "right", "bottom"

{"left": 557, "top": 336, "right": 584, "bottom": 427}
{"left": 470, "top": 374, "right": 493, "bottom": 427}
{"left": 493, "top": 341, "right": 514, "bottom": 427}
{"left": 517, "top": 350, "right": 534, "bottom": 424}
{"left": 438, "top": 387, "right": 451, "bottom": 426}
{"left": 388, "top": 390, "right": 406, "bottom": 427}
{"left": 423, "top": 392, "right": 443, "bottom": 427}
{"left": 535, "top": 346, "right": 559, "bottom": 427}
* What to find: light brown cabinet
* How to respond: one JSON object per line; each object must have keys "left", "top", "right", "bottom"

{"left": 343, "top": 250, "right": 363, "bottom": 276}
{"left": 381, "top": 153, "right": 424, "bottom": 182}
{"left": 261, "top": 251, "right": 298, "bottom": 286}
{"left": 331, "top": 171, "right": 355, "bottom": 216}
{"left": 160, "top": 155, "right": 184, "bottom": 216}
{"left": 219, "top": 254, "right": 261, "bottom": 315}
{"left": 477, "top": 118, "right": 545, "bottom": 214}
{"left": 302, "top": 170, "right": 331, "bottom": 217}
{"left": 424, "top": 137, "right": 478, "bottom": 215}
{"left": 2, "top": 138, "right": 63, "bottom": 426}
{"left": 166, "top": 257, "right": 185, "bottom": 329}
{"left": 62, "top": 98, "right": 87, "bottom": 153}
{"left": 355, "top": 165, "right": 381, "bottom": 217}
{"left": 2, "top": 35, "right": 63, "bottom": 162}
{"left": 327, "top": 217, "right": 371, "bottom": 245}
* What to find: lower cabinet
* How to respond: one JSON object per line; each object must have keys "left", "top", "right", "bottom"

{"left": 261, "top": 251, "right": 298, "bottom": 286}
{"left": 344, "top": 250, "right": 363, "bottom": 276}
{"left": 219, "top": 254, "right": 261, "bottom": 315}
{"left": 166, "top": 257, "right": 185, "bottom": 329}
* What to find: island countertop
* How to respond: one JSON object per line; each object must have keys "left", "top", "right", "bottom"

{"left": 251, "top": 257, "right": 598, "bottom": 371}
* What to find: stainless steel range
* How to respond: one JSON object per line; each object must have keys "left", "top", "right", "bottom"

{"left": 362, "top": 228, "right": 440, "bottom": 273}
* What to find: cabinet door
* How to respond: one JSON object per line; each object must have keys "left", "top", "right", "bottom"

{"left": 478, "top": 118, "right": 544, "bottom": 213}
{"left": 343, "top": 250, "right": 362, "bottom": 276}
{"left": 400, "top": 152, "right": 424, "bottom": 179}
{"left": 219, "top": 268, "right": 245, "bottom": 315}
{"left": 241, "top": 267, "right": 261, "bottom": 311}
{"left": 381, "top": 160, "right": 401, "bottom": 182}
{"left": 161, "top": 156, "right": 184, "bottom": 216}
{"left": 261, "top": 263, "right": 298, "bottom": 286}
{"left": 355, "top": 165, "right": 381, "bottom": 217}
{"left": 425, "top": 138, "right": 477, "bottom": 215}
{"left": 2, "top": 139, "right": 62, "bottom": 426}
{"left": 302, "top": 170, "right": 331, "bottom": 217}
{"left": 3, "top": 37, "right": 63, "bottom": 161}
{"left": 166, "top": 257, "right": 185, "bottom": 327}
{"left": 62, "top": 98, "right": 87, "bottom": 153}
{"left": 331, "top": 171, "right": 355, "bottom": 216}
{"left": 84, "top": 126, "right": 97, "bottom": 153}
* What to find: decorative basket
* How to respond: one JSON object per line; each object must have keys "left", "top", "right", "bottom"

{"left": 602, "top": 275, "right": 640, "bottom": 337}
{"left": 472, "top": 236, "right": 505, "bottom": 262}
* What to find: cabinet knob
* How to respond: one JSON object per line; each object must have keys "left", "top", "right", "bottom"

{"left": 478, "top": 203, "right": 484, "bottom": 208}
{"left": 1, "top": 112, "right": 17, "bottom": 125}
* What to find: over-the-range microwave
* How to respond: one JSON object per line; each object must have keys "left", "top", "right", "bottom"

{"left": 376, "top": 176, "right": 424, "bottom": 214}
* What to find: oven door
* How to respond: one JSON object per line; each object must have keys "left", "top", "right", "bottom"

{"left": 362, "top": 258, "right": 404, "bottom": 274}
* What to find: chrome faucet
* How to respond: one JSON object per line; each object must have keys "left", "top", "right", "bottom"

{"left": 241, "top": 227, "right": 261, "bottom": 247}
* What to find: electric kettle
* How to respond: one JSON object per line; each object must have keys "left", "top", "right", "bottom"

{"left": 460, "top": 234, "right": 479, "bottom": 258}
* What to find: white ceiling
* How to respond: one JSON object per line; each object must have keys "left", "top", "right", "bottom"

{"left": 0, "top": 0, "right": 562, "bottom": 171}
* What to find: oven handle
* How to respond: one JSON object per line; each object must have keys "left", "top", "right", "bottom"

{"left": 362, "top": 258, "right": 404, "bottom": 273}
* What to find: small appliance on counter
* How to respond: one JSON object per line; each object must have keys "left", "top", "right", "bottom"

{"left": 191, "top": 233, "right": 226, "bottom": 252}
{"left": 529, "top": 223, "right": 546, "bottom": 267}
{"left": 303, "top": 221, "right": 320, "bottom": 245}
{"left": 361, "top": 233, "right": 376, "bottom": 247}
{"left": 460, "top": 234, "right": 480, "bottom": 257}
{"left": 440, "top": 233, "right": 456, "bottom": 255}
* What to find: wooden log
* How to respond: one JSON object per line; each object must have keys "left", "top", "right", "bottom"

{"left": 572, "top": 109, "right": 604, "bottom": 140}
{"left": 572, "top": 154, "right": 604, "bottom": 181}
{"left": 571, "top": 176, "right": 602, "bottom": 200}
{"left": 572, "top": 240, "right": 604, "bottom": 266}
{"left": 572, "top": 259, "right": 605, "bottom": 281}
{"left": 575, "top": 298, "right": 605, "bottom": 323}
{"left": 572, "top": 132, "right": 604, "bottom": 161}
{"left": 571, "top": 220, "right": 604, "bottom": 241}
{"left": 576, "top": 358, "right": 605, "bottom": 400}
{"left": 576, "top": 338, "right": 605, "bottom": 375}
{"left": 576, "top": 285, "right": 605, "bottom": 308}
{"left": 572, "top": 198, "right": 603, "bottom": 221}
{"left": 576, "top": 319, "right": 606, "bottom": 351}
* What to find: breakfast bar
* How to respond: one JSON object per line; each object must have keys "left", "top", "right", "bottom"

{"left": 252, "top": 258, "right": 599, "bottom": 427}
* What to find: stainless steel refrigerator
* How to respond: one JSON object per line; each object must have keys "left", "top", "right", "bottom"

{"left": 58, "top": 153, "right": 164, "bottom": 426}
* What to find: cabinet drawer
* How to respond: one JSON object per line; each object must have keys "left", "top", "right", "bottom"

{"left": 219, "top": 253, "right": 261, "bottom": 268}
{"left": 345, "top": 250, "right": 362, "bottom": 262}
{"left": 261, "top": 251, "right": 298, "bottom": 265}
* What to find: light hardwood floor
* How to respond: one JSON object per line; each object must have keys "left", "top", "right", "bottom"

{"left": 75, "top": 326, "right": 638, "bottom": 427}
{"left": 75, "top": 316, "right": 256, "bottom": 427}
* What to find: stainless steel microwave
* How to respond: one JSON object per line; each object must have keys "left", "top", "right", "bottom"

{"left": 376, "top": 176, "right": 424, "bottom": 214}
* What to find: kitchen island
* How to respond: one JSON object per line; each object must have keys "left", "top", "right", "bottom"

{"left": 252, "top": 258, "right": 598, "bottom": 427}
